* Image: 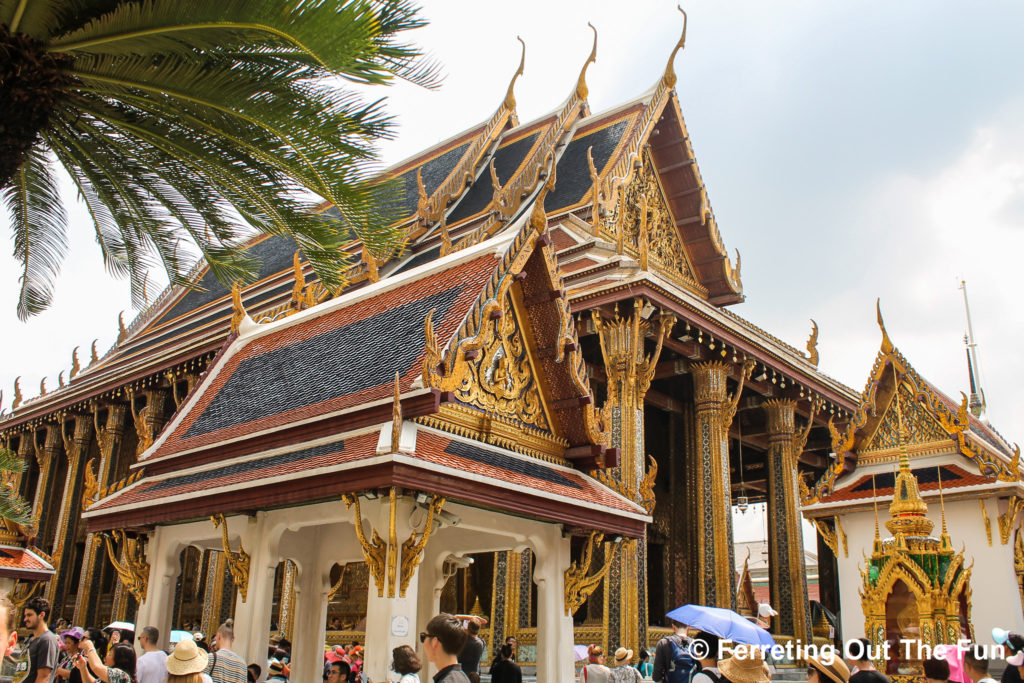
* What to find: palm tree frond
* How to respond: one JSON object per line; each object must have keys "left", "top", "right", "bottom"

{"left": 2, "top": 144, "right": 68, "bottom": 319}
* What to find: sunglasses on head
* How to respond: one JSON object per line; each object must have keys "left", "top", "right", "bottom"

{"left": 419, "top": 632, "right": 435, "bottom": 643}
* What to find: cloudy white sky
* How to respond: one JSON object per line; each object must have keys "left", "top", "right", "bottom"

{"left": 2, "top": 2, "right": 1022, "bottom": 543}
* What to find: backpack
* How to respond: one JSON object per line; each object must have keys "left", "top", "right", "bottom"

{"left": 665, "top": 636, "right": 697, "bottom": 683}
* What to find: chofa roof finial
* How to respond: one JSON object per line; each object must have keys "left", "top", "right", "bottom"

{"left": 663, "top": 6, "right": 688, "bottom": 88}
{"left": 503, "top": 37, "right": 526, "bottom": 111}
{"left": 575, "top": 23, "right": 598, "bottom": 101}
{"left": 876, "top": 298, "right": 893, "bottom": 354}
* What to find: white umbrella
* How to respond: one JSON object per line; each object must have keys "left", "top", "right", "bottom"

{"left": 104, "top": 621, "right": 135, "bottom": 632}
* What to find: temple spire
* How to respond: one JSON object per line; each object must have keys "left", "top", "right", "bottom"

{"left": 959, "top": 280, "right": 987, "bottom": 419}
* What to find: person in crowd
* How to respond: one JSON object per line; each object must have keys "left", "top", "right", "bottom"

{"left": 266, "top": 660, "right": 289, "bottom": 683}
{"left": 610, "top": 648, "right": 642, "bottom": 683}
{"left": 458, "top": 621, "right": 484, "bottom": 683}
{"left": 390, "top": 645, "right": 422, "bottom": 683}
{"left": 56, "top": 627, "right": 85, "bottom": 683}
{"left": 420, "top": 613, "right": 469, "bottom": 683}
{"left": 136, "top": 627, "right": 168, "bottom": 683}
{"left": 718, "top": 647, "right": 773, "bottom": 683}
{"left": 652, "top": 620, "right": 693, "bottom": 683}
{"left": 165, "top": 638, "right": 211, "bottom": 683}
{"left": 205, "top": 622, "right": 246, "bottom": 683}
{"left": 487, "top": 645, "right": 519, "bottom": 683}
{"left": 580, "top": 645, "right": 611, "bottom": 683}
{"left": 847, "top": 638, "right": 888, "bottom": 683}
{"left": 75, "top": 639, "right": 136, "bottom": 683}
{"left": 1002, "top": 634, "right": 1024, "bottom": 683}
{"left": 636, "top": 650, "right": 653, "bottom": 680}
{"left": 0, "top": 592, "right": 19, "bottom": 661}
{"left": 690, "top": 632, "right": 721, "bottom": 683}
{"left": 24, "top": 597, "right": 59, "bottom": 683}
{"left": 924, "top": 657, "right": 951, "bottom": 683}
{"left": 245, "top": 665, "right": 260, "bottom": 683}
{"left": 964, "top": 649, "right": 996, "bottom": 683}
{"left": 325, "top": 660, "right": 351, "bottom": 683}
{"left": 806, "top": 652, "right": 850, "bottom": 683}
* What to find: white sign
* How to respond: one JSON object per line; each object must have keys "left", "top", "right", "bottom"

{"left": 391, "top": 615, "right": 409, "bottom": 637}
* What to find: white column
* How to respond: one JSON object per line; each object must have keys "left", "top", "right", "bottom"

{"left": 135, "top": 526, "right": 180, "bottom": 653}
{"left": 363, "top": 496, "right": 420, "bottom": 682}
{"left": 232, "top": 513, "right": 282, "bottom": 665}
{"left": 289, "top": 529, "right": 332, "bottom": 683}
{"left": 532, "top": 526, "right": 574, "bottom": 683}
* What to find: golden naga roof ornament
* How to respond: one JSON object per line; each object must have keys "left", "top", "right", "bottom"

{"left": 575, "top": 23, "right": 598, "bottom": 102}
{"left": 663, "top": 6, "right": 688, "bottom": 89}
{"left": 70, "top": 346, "right": 80, "bottom": 380}
{"left": 806, "top": 319, "right": 820, "bottom": 366}
{"left": 39, "top": 377, "right": 47, "bottom": 396}
{"left": 117, "top": 311, "right": 127, "bottom": 344}
{"left": 504, "top": 36, "right": 526, "bottom": 111}
{"left": 876, "top": 298, "right": 894, "bottom": 354}
{"left": 89, "top": 340, "right": 99, "bottom": 365}
{"left": 229, "top": 281, "right": 246, "bottom": 333}
{"left": 12, "top": 378, "right": 21, "bottom": 410}
{"left": 361, "top": 245, "right": 380, "bottom": 283}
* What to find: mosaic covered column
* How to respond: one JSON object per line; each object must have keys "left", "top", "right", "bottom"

{"left": 691, "top": 360, "right": 749, "bottom": 609}
{"left": 763, "top": 399, "right": 811, "bottom": 642}
{"left": 32, "top": 425, "right": 62, "bottom": 535}
{"left": 200, "top": 551, "right": 229, "bottom": 637}
{"left": 592, "top": 300, "right": 674, "bottom": 654}
{"left": 45, "top": 415, "right": 93, "bottom": 610}
{"left": 74, "top": 404, "right": 128, "bottom": 626}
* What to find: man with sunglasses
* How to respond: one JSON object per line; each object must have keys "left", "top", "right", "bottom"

{"left": 135, "top": 627, "right": 167, "bottom": 683}
{"left": 419, "top": 614, "right": 470, "bottom": 683}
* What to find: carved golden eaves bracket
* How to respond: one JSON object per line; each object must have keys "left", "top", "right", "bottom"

{"left": 101, "top": 529, "right": 151, "bottom": 604}
{"left": 343, "top": 489, "right": 446, "bottom": 599}
{"left": 564, "top": 531, "right": 626, "bottom": 615}
{"left": 211, "top": 514, "right": 251, "bottom": 602}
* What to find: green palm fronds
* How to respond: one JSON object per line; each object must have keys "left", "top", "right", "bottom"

{"left": 0, "top": 448, "right": 34, "bottom": 527}
{"left": 0, "top": 0, "right": 439, "bottom": 319}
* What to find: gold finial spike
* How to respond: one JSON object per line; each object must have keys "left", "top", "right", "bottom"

{"left": 117, "top": 311, "right": 127, "bottom": 344}
{"left": 876, "top": 298, "right": 894, "bottom": 353}
{"left": 664, "top": 6, "right": 688, "bottom": 89}
{"left": 891, "top": 363, "right": 908, "bottom": 449}
{"left": 575, "top": 22, "right": 598, "bottom": 101}
{"left": 39, "top": 377, "right": 47, "bottom": 396}
{"left": 806, "top": 319, "right": 820, "bottom": 366}
{"left": 291, "top": 251, "right": 305, "bottom": 307}
{"left": 504, "top": 36, "right": 526, "bottom": 110}
{"left": 362, "top": 246, "right": 379, "bottom": 283}
{"left": 90, "top": 340, "right": 99, "bottom": 365}
{"left": 230, "top": 281, "right": 245, "bottom": 333}
{"left": 872, "top": 475, "right": 880, "bottom": 540}
{"left": 58, "top": 371, "right": 65, "bottom": 389}
{"left": 938, "top": 466, "right": 949, "bottom": 538}
{"left": 12, "top": 378, "right": 22, "bottom": 410}
{"left": 70, "top": 346, "right": 80, "bottom": 380}
{"left": 391, "top": 371, "right": 402, "bottom": 453}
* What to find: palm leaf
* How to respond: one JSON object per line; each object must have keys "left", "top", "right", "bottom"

{"left": 0, "top": 448, "right": 33, "bottom": 527}
{"left": 2, "top": 145, "right": 68, "bottom": 319}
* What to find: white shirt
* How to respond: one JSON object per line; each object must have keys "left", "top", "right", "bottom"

{"left": 136, "top": 650, "right": 169, "bottom": 683}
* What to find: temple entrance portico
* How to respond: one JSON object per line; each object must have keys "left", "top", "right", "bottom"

{"left": 130, "top": 497, "right": 579, "bottom": 681}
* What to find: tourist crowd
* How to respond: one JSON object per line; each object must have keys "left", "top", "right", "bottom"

{"left": 5, "top": 593, "right": 1023, "bottom": 683}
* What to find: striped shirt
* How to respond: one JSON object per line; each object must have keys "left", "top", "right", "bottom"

{"left": 205, "top": 649, "right": 248, "bottom": 683}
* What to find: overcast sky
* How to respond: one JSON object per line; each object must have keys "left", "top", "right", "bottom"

{"left": 2, "top": 2, "right": 1022, "bottom": 543}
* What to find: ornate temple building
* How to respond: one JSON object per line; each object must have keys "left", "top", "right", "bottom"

{"left": 803, "top": 310, "right": 1022, "bottom": 672}
{"left": 2, "top": 14, "right": 967, "bottom": 677}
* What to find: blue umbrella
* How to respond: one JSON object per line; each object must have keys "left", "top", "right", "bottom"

{"left": 169, "top": 630, "right": 193, "bottom": 644}
{"left": 666, "top": 604, "right": 776, "bottom": 647}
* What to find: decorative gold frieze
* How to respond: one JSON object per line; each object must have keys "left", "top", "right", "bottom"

{"left": 564, "top": 531, "right": 622, "bottom": 615}
{"left": 211, "top": 514, "right": 251, "bottom": 602}
{"left": 102, "top": 529, "right": 150, "bottom": 604}
{"left": 591, "top": 299, "right": 675, "bottom": 408}
{"left": 415, "top": 405, "right": 567, "bottom": 463}
{"left": 9, "top": 580, "right": 42, "bottom": 610}
{"left": 812, "top": 518, "right": 838, "bottom": 556}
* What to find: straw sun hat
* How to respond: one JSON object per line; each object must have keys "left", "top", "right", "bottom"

{"left": 808, "top": 653, "right": 851, "bottom": 683}
{"left": 166, "top": 638, "right": 209, "bottom": 676}
{"left": 718, "top": 647, "right": 771, "bottom": 683}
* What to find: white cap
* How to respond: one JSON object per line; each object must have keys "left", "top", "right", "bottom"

{"left": 757, "top": 603, "right": 778, "bottom": 618}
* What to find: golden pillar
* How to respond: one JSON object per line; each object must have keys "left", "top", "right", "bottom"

{"left": 592, "top": 299, "right": 674, "bottom": 654}
{"left": 277, "top": 559, "right": 298, "bottom": 641}
{"left": 31, "top": 425, "right": 61, "bottom": 536}
{"left": 763, "top": 399, "right": 811, "bottom": 641}
{"left": 74, "top": 404, "right": 128, "bottom": 626}
{"left": 45, "top": 415, "right": 94, "bottom": 611}
{"left": 201, "top": 550, "right": 229, "bottom": 638}
{"left": 691, "top": 360, "right": 750, "bottom": 608}
{"left": 15, "top": 431, "right": 33, "bottom": 497}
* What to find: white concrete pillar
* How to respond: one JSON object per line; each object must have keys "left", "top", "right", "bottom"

{"left": 532, "top": 526, "right": 574, "bottom": 683}
{"left": 289, "top": 529, "right": 332, "bottom": 683}
{"left": 135, "top": 526, "right": 180, "bottom": 653}
{"left": 363, "top": 495, "right": 420, "bottom": 682}
{"left": 232, "top": 513, "right": 283, "bottom": 665}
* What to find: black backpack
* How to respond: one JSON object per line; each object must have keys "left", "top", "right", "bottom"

{"left": 666, "top": 636, "right": 697, "bottom": 683}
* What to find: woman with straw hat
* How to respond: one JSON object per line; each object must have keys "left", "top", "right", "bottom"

{"left": 166, "top": 639, "right": 212, "bottom": 683}
{"left": 717, "top": 646, "right": 771, "bottom": 683}
{"left": 808, "top": 652, "right": 851, "bottom": 683}
{"left": 609, "top": 649, "right": 642, "bottom": 683}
